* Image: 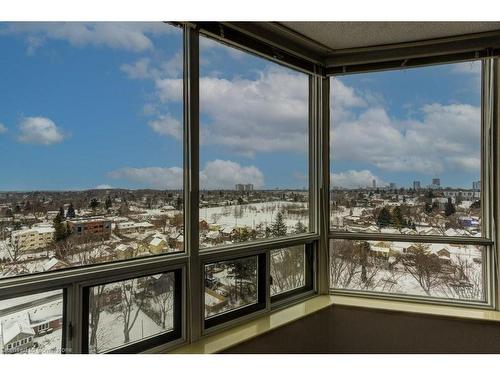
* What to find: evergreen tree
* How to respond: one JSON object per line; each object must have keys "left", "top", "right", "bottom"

{"left": 444, "top": 198, "right": 456, "bottom": 217}
{"left": 175, "top": 197, "right": 183, "bottom": 210}
{"left": 66, "top": 203, "right": 76, "bottom": 218}
{"left": 377, "top": 207, "right": 392, "bottom": 228}
{"left": 271, "top": 212, "right": 287, "bottom": 237}
{"left": 89, "top": 198, "right": 99, "bottom": 211}
{"left": 58, "top": 206, "right": 65, "bottom": 218}
{"left": 53, "top": 213, "right": 68, "bottom": 242}
{"left": 392, "top": 206, "right": 404, "bottom": 228}
{"left": 226, "top": 258, "right": 257, "bottom": 302}
{"left": 265, "top": 226, "right": 271, "bottom": 238}
{"left": 294, "top": 221, "right": 307, "bottom": 234}
{"left": 105, "top": 195, "right": 113, "bottom": 210}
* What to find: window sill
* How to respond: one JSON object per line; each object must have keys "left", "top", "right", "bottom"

{"left": 167, "top": 294, "right": 500, "bottom": 354}
{"left": 331, "top": 294, "right": 500, "bottom": 322}
{"left": 169, "top": 295, "right": 333, "bottom": 354}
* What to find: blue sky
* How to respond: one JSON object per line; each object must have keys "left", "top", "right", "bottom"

{"left": 0, "top": 23, "right": 480, "bottom": 191}
{"left": 331, "top": 61, "right": 481, "bottom": 189}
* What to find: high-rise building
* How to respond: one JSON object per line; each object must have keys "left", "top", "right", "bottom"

{"left": 372, "top": 179, "right": 376, "bottom": 189}
{"left": 413, "top": 181, "right": 421, "bottom": 190}
{"left": 389, "top": 182, "right": 396, "bottom": 189}
{"left": 432, "top": 178, "right": 441, "bottom": 188}
{"left": 473, "top": 180, "right": 480, "bottom": 191}
{"left": 236, "top": 184, "right": 254, "bottom": 191}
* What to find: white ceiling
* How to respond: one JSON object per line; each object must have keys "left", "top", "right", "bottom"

{"left": 278, "top": 22, "right": 500, "bottom": 51}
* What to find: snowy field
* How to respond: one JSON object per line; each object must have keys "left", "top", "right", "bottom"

{"left": 90, "top": 304, "right": 173, "bottom": 353}
{"left": 200, "top": 200, "right": 309, "bottom": 231}
{"left": 330, "top": 241, "right": 485, "bottom": 301}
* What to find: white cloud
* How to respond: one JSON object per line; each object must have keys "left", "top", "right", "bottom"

{"left": 0, "top": 123, "right": 7, "bottom": 134}
{"left": 148, "top": 115, "right": 182, "bottom": 140}
{"left": 1, "top": 22, "right": 178, "bottom": 54}
{"left": 452, "top": 61, "right": 481, "bottom": 75}
{"left": 120, "top": 58, "right": 152, "bottom": 79}
{"left": 155, "top": 77, "right": 183, "bottom": 102}
{"left": 108, "top": 159, "right": 264, "bottom": 190}
{"left": 154, "top": 66, "right": 309, "bottom": 157}
{"left": 120, "top": 52, "right": 182, "bottom": 81}
{"left": 200, "top": 159, "right": 264, "bottom": 189}
{"left": 95, "top": 184, "right": 114, "bottom": 189}
{"left": 17, "top": 116, "right": 65, "bottom": 145}
{"left": 331, "top": 170, "right": 385, "bottom": 189}
{"left": 108, "top": 166, "right": 183, "bottom": 189}
{"left": 331, "top": 78, "right": 481, "bottom": 175}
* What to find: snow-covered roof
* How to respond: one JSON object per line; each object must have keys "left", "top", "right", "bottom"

{"left": 29, "top": 301, "right": 62, "bottom": 325}
{"left": 41, "top": 258, "right": 66, "bottom": 272}
{"left": 150, "top": 237, "right": 166, "bottom": 247}
{"left": 11, "top": 227, "right": 55, "bottom": 236}
{"left": 1, "top": 322, "right": 34, "bottom": 345}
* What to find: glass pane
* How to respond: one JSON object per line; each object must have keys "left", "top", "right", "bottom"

{"left": 199, "top": 36, "right": 310, "bottom": 249}
{"left": 329, "top": 239, "right": 486, "bottom": 302}
{"left": 330, "top": 61, "right": 481, "bottom": 237}
{"left": 88, "top": 272, "right": 175, "bottom": 353}
{"left": 205, "top": 256, "right": 258, "bottom": 318}
{"left": 0, "top": 290, "right": 63, "bottom": 354}
{"left": 270, "top": 245, "right": 306, "bottom": 296}
{"left": 0, "top": 22, "right": 184, "bottom": 279}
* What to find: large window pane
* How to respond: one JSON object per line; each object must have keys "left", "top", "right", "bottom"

{"left": 0, "top": 22, "right": 184, "bottom": 279}
{"left": 204, "top": 256, "right": 259, "bottom": 318}
{"left": 199, "top": 36, "right": 310, "bottom": 249}
{"left": 87, "top": 272, "right": 176, "bottom": 353}
{"left": 0, "top": 290, "right": 63, "bottom": 354}
{"left": 330, "top": 62, "right": 481, "bottom": 237}
{"left": 329, "top": 239, "right": 486, "bottom": 302}
{"left": 270, "top": 245, "right": 306, "bottom": 296}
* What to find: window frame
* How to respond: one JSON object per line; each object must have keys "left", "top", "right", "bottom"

{"left": 3, "top": 21, "right": 495, "bottom": 355}
{"left": 0, "top": 22, "right": 322, "bottom": 353}
{"left": 80, "top": 267, "right": 184, "bottom": 354}
{"left": 270, "top": 243, "right": 315, "bottom": 304}
{"left": 203, "top": 252, "right": 267, "bottom": 330}
{"left": 325, "top": 58, "right": 497, "bottom": 309}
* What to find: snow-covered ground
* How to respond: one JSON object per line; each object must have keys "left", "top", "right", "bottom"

{"left": 330, "top": 241, "right": 485, "bottom": 301}
{"left": 91, "top": 304, "right": 173, "bottom": 353}
{"left": 200, "top": 201, "right": 309, "bottom": 231}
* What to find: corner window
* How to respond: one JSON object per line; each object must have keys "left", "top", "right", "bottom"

{"left": 329, "top": 61, "right": 492, "bottom": 304}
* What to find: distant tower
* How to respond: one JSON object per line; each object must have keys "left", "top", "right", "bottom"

{"left": 372, "top": 179, "right": 376, "bottom": 189}
{"left": 413, "top": 181, "right": 421, "bottom": 190}
{"left": 432, "top": 178, "right": 441, "bottom": 189}
{"left": 473, "top": 180, "right": 480, "bottom": 191}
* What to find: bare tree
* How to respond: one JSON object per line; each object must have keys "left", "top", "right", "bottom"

{"left": 89, "top": 284, "right": 107, "bottom": 353}
{"left": 149, "top": 275, "right": 175, "bottom": 329}
{"left": 270, "top": 246, "right": 305, "bottom": 295}
{"left": 441, "top": 256, "right": 484, "bottom": 301}
{"left": 329, "top": 239, "right": 360, "bottom": 289}
{"left": 398, "top": 243, "right": 443, "bottom": 296}
{"left": 6, "top": 240, "right": 22, "bottom": 263}
{"left": 118, "top": 278, "right": 149, "bottom": 343}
